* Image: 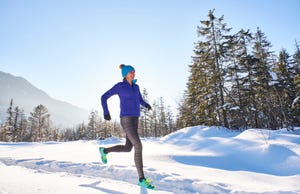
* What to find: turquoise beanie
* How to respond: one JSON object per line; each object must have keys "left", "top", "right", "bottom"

{"left": 120, "top": 64, "right": 135, "bottom": 77}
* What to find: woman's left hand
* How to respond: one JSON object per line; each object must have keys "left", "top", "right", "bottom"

{"left": 145, "top": 103, "right": 152, "bottom": 111}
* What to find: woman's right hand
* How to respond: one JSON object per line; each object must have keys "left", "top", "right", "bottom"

{"left": 104, "top": 114, "right": 111, "bottom": 121}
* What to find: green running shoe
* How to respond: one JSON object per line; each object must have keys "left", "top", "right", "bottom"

{"left": 99, "top": 147, "right": 107, "bottom": 164}
{"left": 138, "top": 178, "right": 155, "bottom": 190}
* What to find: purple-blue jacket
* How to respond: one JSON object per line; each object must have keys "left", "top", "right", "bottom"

{"left": 101, "top": 80, "right": 147, "bottom": 118}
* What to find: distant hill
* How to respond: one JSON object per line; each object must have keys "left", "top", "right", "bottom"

{"left": 0, "top": 71, "right": 89, "bottom": 127}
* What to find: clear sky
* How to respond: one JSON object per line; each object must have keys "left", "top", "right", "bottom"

{"left": 1, "top": 0, "right": 299, "bottom": 118}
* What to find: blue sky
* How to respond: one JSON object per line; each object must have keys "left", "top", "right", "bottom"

{"left": 0, "top": 0, "right": 299, "bottom": 118}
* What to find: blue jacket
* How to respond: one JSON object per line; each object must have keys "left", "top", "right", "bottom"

{"left": 101, "top": 80, "right": 147, "bottom": 118}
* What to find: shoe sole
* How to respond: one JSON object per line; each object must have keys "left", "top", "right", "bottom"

{"left": 99, "top": 147, "right": 107, "bottom": 164}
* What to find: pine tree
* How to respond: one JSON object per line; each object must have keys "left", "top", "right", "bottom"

{"left": 225, "top": 29, "right": 254, "bottom": 128}
{"left": 7, "top": 99, "right": 14, "bottom": 127}
{"left": 166, "top": 105, "right": 176, "bottom": 134}
{"left": 292, "top": 41, "right": 300, "bottom": 126}
{"left": 29, "top": 104, "right": 50, "bottom": 141}
{"left": 293, "top": 40, "right": 300, "bottom": 74}
{"left": 182, "top": 9, "right": 231, "bottom": 127}
{"left": 139, "top": 88, "right": 151, "bottom": 137}
{"left": 87, "top": 110, "right": 99, "bottom": 140}
{"left": 273, "top": 49, "right": 296, "bottom": 128}
{"left": 177, "top": 92, "right": 191, "bottom": 128}
{"left": 293, "top": 75, "right": 300, "bottom": 125}
{"left": 77, "top": 121, "right": 87, "bottom": 140}
{"left": 6, "top": 99, "right": 14, "bottom": 141}
{"left": 157, "top": 97, "right": 167, "bottom": 136}
{"left": 149, "top": 100, "right": 158, "bottom": 137}
{"left": 12, "top": 106, "right": 21, "bottom": 142}
{"left": 18, "top": 108, "right": 28, "bottom": 141}
{"left": 0, "top": 125, "right": 10, "bottom": 142}
{"left": 252, "top": 27, "right": 275, "bottom": 129}
{"left": 1, "top": 100, "right": 29, "bottom": 142}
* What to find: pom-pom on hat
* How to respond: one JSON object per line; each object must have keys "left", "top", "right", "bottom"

{"left": 119, "top": 64, "right": 135, "bottom": 77}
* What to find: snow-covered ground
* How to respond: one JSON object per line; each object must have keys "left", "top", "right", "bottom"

{"left": 1, "top": 126, "right": 300, "bottom": 194}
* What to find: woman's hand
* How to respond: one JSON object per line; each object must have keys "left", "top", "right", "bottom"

{"left": 104, "top": 114, "right": 111, "bottom": 120}
{"left": 145, "top": 103, "right": 152, "bottom": 111}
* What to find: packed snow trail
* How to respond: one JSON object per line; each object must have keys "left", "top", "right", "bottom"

{"left": 1, "top": 126, "right": 300, "bottom": 194}
{"left": 0, "top": 162, "right": 170, "bottom": 194}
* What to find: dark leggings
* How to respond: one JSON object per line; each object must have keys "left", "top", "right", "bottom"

{"left": 104, "top": 116, "right": 144, "bottom": 179}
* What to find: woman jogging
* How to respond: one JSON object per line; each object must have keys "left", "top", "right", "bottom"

{"left": 99, "top": 64, "right": 154, "bottom": 189}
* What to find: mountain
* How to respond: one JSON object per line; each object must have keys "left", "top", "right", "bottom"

{"left": 0, "top": 71, "right": 89, "bottom": 127}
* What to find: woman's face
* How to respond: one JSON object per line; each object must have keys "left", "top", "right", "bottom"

{"left": 126, "top": 70, "right": 135, "bottom": 81}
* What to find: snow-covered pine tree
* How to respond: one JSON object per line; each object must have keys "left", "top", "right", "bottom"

{"left": 292, "top": 41, "right": 300, "bottom": 126}
{"left": 182, "top": 9, "right": 231, "bottom": 127}
{"left": 224, "top": 29, "right": 253, "bottom": 129}
{"left": 252, "top": 27, "right": 275, "bottom": 129}
{"left": 272, "top": 49, "right": 296, "bottom": 128}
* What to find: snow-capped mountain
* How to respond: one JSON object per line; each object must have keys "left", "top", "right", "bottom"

{"left": 0, "top": 71, "right": 89, "bottom": 127}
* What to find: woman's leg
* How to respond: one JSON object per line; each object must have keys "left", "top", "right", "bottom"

{"left": 104, "top": 135, "right": 133, "bottom": 153}
{"left": 120, "top": 116, "right": 144, "bottom": 180}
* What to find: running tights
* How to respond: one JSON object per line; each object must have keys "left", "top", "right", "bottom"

{"left": 104, "top": 116, "right": 144, "bottom": 179}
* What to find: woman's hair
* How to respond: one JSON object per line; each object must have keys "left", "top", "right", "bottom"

{"left": 119, "top": 64, "right": 125, "bottom": 69}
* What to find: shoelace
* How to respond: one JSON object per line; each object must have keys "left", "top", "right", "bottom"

{"left": 144, "top": 178, "right": 152, "bottom": 186}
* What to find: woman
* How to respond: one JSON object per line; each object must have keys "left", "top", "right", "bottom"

{"left": 99, "top": 64, "right": 154, "bottom": 189}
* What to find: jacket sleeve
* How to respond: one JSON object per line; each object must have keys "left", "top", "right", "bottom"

{"left": 101, "top": 83, "right": 119, "bottom": 115}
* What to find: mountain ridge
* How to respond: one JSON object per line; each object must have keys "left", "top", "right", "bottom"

{"left": 0, "top": 71, "right": 89, "bottom": 127}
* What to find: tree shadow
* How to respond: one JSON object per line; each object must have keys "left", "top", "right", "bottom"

{"left": 80, "top": 181, "right": 126, "bottom": 194}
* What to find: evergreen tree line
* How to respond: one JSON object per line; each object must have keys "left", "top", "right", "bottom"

{"left": 0, "top": 99, "right": 54, "bottom": 142}
{"left": 177, "top": 10, "right": 300, "bottom": 130}
{"left": 67, "top": 88, "right": 177, "bottom": 141}
{"left": 0, "top": 90, "right": 177, "bottom": 142}
{"left": 139, "top": 89, "right": 177, "bottom": 137}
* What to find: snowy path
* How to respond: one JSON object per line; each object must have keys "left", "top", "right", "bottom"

{"left": 0, "top": 162, "right": 171, "bottom": 194}
{"left": 0, "top": 141, "right": 226, "bottom": 194}
{"left": 1, "top": 126, "right": 300, "bottom": 194}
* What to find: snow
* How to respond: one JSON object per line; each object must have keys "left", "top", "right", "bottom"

{"left": 1, "top": 126, "right": 300, "bottom": 194}
{"left": 292, "top": 96, "right": 300, "bottom": 108}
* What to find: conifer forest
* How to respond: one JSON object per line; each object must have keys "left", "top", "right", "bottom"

{"left": 177, "top": 10, "right": 300, "bottom": 130}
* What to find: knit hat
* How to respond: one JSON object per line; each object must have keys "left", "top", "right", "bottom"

{"left": 119, "top": 64, "right": 135, "bottom": 77}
